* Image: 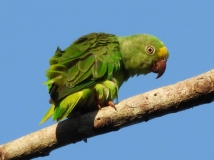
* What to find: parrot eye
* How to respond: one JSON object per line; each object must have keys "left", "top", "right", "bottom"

{"left": 145, "top": 45, "right": 155, "bottom": 55}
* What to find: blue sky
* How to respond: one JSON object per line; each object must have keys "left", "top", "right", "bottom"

{"left": 1, "top": 1, "right": 214, "bottom": 159}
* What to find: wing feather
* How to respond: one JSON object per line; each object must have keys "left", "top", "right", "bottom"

{"left": 46, "top": 32, "right": 122, "bottom": 101}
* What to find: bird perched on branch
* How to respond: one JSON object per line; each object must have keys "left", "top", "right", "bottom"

{"left": 40, "top": 32, "right": 169, "bottom": 124}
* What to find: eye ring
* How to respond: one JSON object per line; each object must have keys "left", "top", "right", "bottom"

{"left": 145, "top": 45, "right": 155, "bottom": 55}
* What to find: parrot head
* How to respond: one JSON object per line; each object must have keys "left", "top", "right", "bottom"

{"left": 119, "top": 34, "right": 169, "bottom": 78}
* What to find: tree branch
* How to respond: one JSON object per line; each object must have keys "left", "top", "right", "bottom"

{"left": 1, "top": 69, "right": 214, "bottom": 160}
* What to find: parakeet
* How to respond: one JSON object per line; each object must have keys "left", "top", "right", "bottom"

{"left": 40, "top": 32, "right": 169, "bottom": 124}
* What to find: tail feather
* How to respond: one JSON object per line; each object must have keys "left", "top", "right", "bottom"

{"left": 39, "top": 104, "right": 55, "bottom": 124}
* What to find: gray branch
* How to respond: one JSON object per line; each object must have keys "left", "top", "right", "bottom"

{"left": 1, "top": 69, "right": 214, "bottom": 160}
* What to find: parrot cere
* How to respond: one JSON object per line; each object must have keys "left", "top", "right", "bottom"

{"left": 40, "top": 32, "right": 169, "bottom": 124}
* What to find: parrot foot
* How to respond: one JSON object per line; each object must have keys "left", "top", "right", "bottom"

{"left": 97, "top": 99, "right": 116, "bottom": 111}
{"left": 108, "top": 101, "right": 117, "bottom": 111}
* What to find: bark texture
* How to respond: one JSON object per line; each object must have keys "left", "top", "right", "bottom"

{"left": 1, "top": 69, "right": 214, "bottom": 160}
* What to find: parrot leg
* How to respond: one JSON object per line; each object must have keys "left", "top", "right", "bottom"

{"left": 95, "top": 80, "right": 118, "bottom": 110}
{"left": 94, "top": 80, "right": 118, "bottom": 110}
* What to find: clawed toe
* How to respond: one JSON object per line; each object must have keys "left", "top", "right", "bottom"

{"left": 98, "top": 104, "right": 102, "bottom": 109}
{"left": 108, "top": 101, "right": 117, "bottom": 111}
{"left": 97, "top": 99, "right": 117, "bottom": 111}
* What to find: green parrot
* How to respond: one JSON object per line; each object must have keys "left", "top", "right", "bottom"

{"left": 40, "top": 32, "right": 169, "bottom": 124}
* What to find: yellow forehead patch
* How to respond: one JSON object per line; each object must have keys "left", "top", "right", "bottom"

{"left": 157, "top": 46, "right": 168, "bottom": 58}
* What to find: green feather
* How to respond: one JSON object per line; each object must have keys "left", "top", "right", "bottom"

{"left": 92, "top": 60, "right": 107, "bottom": 78}
{"left": 73, "top": 69, "right": 92, "bottom": 86}
{"left": 78, "top": 55, "right": 95, "bottom": 72}
{"left": 67, "top": 65, "right": 79, "bottom": 82}
{"left": 58, "top": 80, "right": 96, "bottom": 100}
{"left": 53, "top": 88, "right": 92, "bottom": 121}
{"left": 107, "top": 62, "right": 114, "bottom": 79}
{"left": 40, "top": 32, "right": 169, "bottom": 124}
{"left": 39, "top": 104, "right": 55, "bottom": 124}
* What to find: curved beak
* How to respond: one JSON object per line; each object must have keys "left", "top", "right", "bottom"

{"left": 150, "top": 58, "right": 166, "bottom": 79}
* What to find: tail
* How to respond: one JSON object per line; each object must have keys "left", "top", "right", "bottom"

{"left": 39, "top": 104, "right": 55, "bottom": 124}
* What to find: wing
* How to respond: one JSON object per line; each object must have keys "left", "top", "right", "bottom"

{"left": 45, "top": 32, "right": 122, "bottom": 102}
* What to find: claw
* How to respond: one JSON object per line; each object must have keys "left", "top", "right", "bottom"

{"left": 108, "top": 101, "right": 117, "bottom": 111}
{"left": 97, "top": 99, "right": 117, "bottom": 111}
{"left": 98, "top": 104, "right": 102, "bottom": 110}
{"left": 97, "top": 99, "right": 103, "bottom": 109}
